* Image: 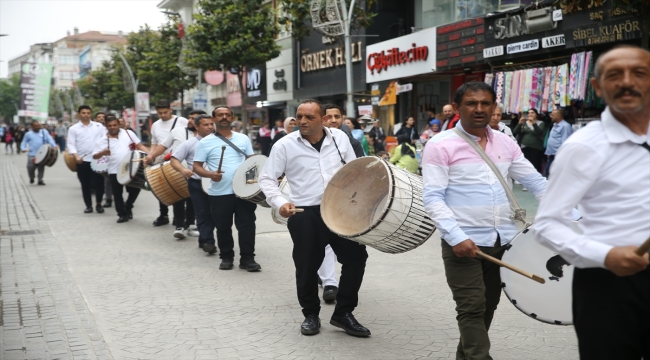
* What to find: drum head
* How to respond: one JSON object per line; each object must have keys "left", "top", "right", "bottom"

{"left": 117, "top": 151, "right": 135, "bottom": 184}
{"left": 34, "top": 145, "right": 50, "bottom": 163}
{"left": 272, "top": 178, "right": 292, "bottom": 225}
{"left": 130, "top": 151, "right": 145, "bottom": 177}
{"left": 321, "top": 157, "right": 391, "bottom": 237}
{"left": 500, "top": 223, "right": 581, "bottom": 325}
{"left": 91, "top": 156, "right": 109, "bottom": 172}
{"left": 232, "top": 155, "right": 267, "bottom": 198}
{"left": 64, "top": 151, "right": 77, "bottom": 172}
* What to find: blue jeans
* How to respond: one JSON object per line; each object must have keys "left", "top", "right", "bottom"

{"left": 545, "top": 155, "right": 555, "bottom": 178}
{"left": 55, "top": 136, "right": 66, "bottom": 152}
{"left": 187, "top": 178, "right": 215, "bottom": 246}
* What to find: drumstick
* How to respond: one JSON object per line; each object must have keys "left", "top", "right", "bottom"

{"left": 635, "top": 236, "right": 650, "bottom": 256}
{"left": 476, "top": 250, "right": 546, "bottom": 284}
{"left": 289, "top": 208, "right": 304, "bottom": 213}
{"left": 217, "top": 146, "right": 226, "bottom": 173}
{"left": 247, "top": 179, "right": 282, "bottom": 184}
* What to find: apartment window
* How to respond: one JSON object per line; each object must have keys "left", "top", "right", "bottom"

{"left": 58, "top": 55, "right": 78, "bottom": 65}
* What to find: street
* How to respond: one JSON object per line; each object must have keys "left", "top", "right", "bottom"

{"left": 0, "top": 152, "right": 578, "bottom": 360}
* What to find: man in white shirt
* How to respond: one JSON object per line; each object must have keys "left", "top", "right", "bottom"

{"left": 67, "top": 105, "right": 107, "bottom": 213}
{"left": 258, "top": 99, "right": 370, "bottom": 338}
{"left": 173, "top": 114, "right": 216, "bottom": 252}
{"left": 147, "top": 100, "right": 189, "bottom": 227}
{"left": 533, "top": 45, "right": 650, "bottom": 360}
{"left": 93, "top": 116, "right": 149, "bottom": 223}
{"left": 193, "top": 105, "right": 260, "bottom": 272}
{"left": 145, "top": 109, "right": 204, "bottom": 238}
{"left": 489, "top": 103, "right": 516, "bottom": 141}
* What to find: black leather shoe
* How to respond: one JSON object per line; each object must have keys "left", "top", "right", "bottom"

{"left": 152, "top": 216, "right": 169, "bottom": 226}
{"left": 239, "top": 258, "right": 261, "bottom": 272}
{"left": 117, "top": 216, "right": 128, "bottom": 223}
{"left": 127, "top": 209, "right": 133, "bottom": 220}
{"left": 219, "top": 258, "right": 234, "bottom": 270}
{"left": 323, "top": 286, "right": 338, "bottom": 303}
{"left": 95, "top": 205, "right": 104, "bottom": 213}
{"left": 37, "top": 181, "right": 45, "bottom": 186}
{"left": 203, "top": 243, "right": 217, "bottom": 255}
{"left": 330, "top": 313, "right": 371, "bottom": 337}
{"left": 301, "top": 315, "right": 321, "bottom": 335}
{"left": 30, "top": 178, "right": 34, "bottom": 184}
{"left": 103, "top": 200, "right": 112, "bottom": 208}
{"left": 84, "top": 207, "right": 93, "bottom": 214}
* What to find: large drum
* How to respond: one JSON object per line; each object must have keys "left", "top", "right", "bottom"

{"left": 63, "top": 150, "right": 77, "bottom": 172}
{"left": 145, "top": 161, "right": 190, "bottom": 206}
{"left": 91, "top": 157, "right": 109, "bottom": 178}
{"left": 321, "top": 157, "right": 436, "bottom": 254}
{"left": 271, "top": 177, "right": 292, "bottom": 226}
{"left": 232, "top": 155, "right": 270, "bottom": 208}
{"left": 500, "top": 222, "right": 581, "bottom": 325}
{"left": 117, "top": 151, "right": 149, "bottom": 190}
{"left": 34, "top": 145, "right": 58, "bottom": 167}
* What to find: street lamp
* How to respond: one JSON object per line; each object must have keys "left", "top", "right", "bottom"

{"left": 114, "top": 51, "right": 142, "bottom": 138}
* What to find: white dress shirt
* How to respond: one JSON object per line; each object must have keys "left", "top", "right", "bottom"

{"left": 67, "top": 121, "right": 106, "bottom": 162}
{"left": 259, "top": 128, "right": 356, "bottom": 209}
{"left": 172, "top": 135, "right": 201, "bottom": 180}
{"left": 533, "top": 107, "right": 650, "bottom": 269}
{"left": 93, "top": 129, "right": 141, "bottom": 174}
{"left": 150, "top": 116, "right": 188, "bottom": 146}
{"left": 160, "top": 126, "right": 195, "bottom": 153}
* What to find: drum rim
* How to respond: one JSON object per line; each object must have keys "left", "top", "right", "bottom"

{"left": 232, "top": 154, "right": 267, "bottom": 198}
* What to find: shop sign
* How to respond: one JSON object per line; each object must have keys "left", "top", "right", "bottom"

{"left": 273, "top": 69, "right": 287, "bottom": 91}
{"left": 300, "top": 41, "right": 362, "bottom": 73}
{"left": 491, "top": 7, "right": 559, "bottom": 40}
{"left": 365, "top": 27, "right": 437, "bottom": 83}
{"left": 192, "top": 91, "right": 208, "bottom": 111}
{"left": 378, "top": 81, "right": 397, "bottom": 106}
{"left": 371, "top": 84, "right": 380, "bottom": 105}
{"left": 436, "top": 18, "right": 485, "bottom": 70}
{"left": 358, "top": 105, "right": 373, "bottom": 116}
{"left": 541, "top": 34, "right": 565, "bottom": 48}
{"left": 506, "top": 39, "right": 539, "bottom": 54}
{"left": 483, "top": 45, "right": 504, "bottom": 58}
{"left": 246, "top": 68, "right": 262, "bottom": 98}
{"left": 568, "top": 19, "right": 640, "bottom": 47}
{"left": 204, "top": 70, "right": 224, "bottom": 86}
{"left": 552, "top": 9, "right": 563, "bottom": 21}
{"left": 396, "top": 83, "right": 413, "bottom": 94}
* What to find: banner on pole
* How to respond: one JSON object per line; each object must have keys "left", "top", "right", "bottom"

{"left": 19, "top": 62, "right": 53, "bottom": 120}
{"left": 136, "top": 92, "right": 150, "bottom": 117}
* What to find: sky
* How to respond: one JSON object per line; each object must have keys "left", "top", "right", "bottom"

{"left": 0, "top": 0, "right": 168, "bottom": 78}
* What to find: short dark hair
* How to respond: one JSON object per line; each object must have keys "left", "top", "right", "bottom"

{"left": 527, "top": 108, "right": 540, "bottom": 117}
{"left": 105, "top": 116, "right": 119, "bottom": 125}
{"left": 189, "top": 110, "right": 207, "bottom": 116}
{"left": 453, "top": 81, "right": 496, "bottom": 105}
{"left": 31, "top": 120, "right": 39, "bottom": 125}
{"left": 323, "top": 103, "right": 342, "bottom": 115}
{"left": 95, "top": 112, "right": 105, "bottom": 118}
{"left": 194, "top": 114, "right": 213, "bottom": 127}
{"left": 347, "top": 117, "right": 361, "bottom": 130}
{"left": 299, "top": 99, "right": 325, "bottom": 116}
{"left": 155, "top": 100, "right": 171, "bottom": 109}
{"left": 211, "top": 105, "right": 233, "bottom": 117}
{"left": 78, "top": 105, "right": 91, "bottom": 112}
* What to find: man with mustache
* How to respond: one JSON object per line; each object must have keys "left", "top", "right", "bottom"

{"left": 533, "top": 45, "right": 650, "bottom": 360}
{"left": 422, "top": 81, "right": 547, "bottom": 359}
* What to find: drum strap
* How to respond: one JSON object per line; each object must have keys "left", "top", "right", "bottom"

{"left": 328, "top": 129, "right": 347, "bottom": 165}
{"left": 215, "top": 133, "right": 247, "bottom": 157}
{"left": 639, "top": 142, "right": 650, "bottom": 153}
{"left": 453, "top": 128, "right": 530, "bottom": 227}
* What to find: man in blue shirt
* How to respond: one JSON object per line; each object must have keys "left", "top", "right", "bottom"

{"left": 193, "top": 105, "right": 260, "bottom": 272}
{"left": 20, "top": 121, "right": 57, "bottom": 185}
{"left": 545, "top": 109, "right": 573, "bottom": 177}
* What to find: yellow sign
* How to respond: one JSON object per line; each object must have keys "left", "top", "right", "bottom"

{"left": 379, "top": 81, "right": 397, "bottom": 106}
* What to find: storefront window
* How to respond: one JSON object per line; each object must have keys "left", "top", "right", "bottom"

{"left": 416, "top": 0, "right": 532, "bottom": 29}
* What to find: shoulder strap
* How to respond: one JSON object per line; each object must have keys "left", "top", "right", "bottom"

{"left": 453, "top": 128, "right": 530, "bottom": 227}
{"left": 125, "top": 129, "right": 136, "bottom": 145}
{"left": 639, "top": 142, "right": 650, "bottom": 153}
{"left": 171, "top": 116, "right": 178, "bottom": 130}
{"left": 215, "top": 133, "right": 247, "bottom": 157}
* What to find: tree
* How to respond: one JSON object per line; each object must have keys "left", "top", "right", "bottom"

{"left": 76, "top": 56, "right": 134, "bottom": 111}
{"left": 186, "top": 0, "right": 282, "bottom": 133}
{"left": 0, "top": 74, "right": 21, "bottom": 122}
{"left": 560, "top": 0, "right": 650, "bottom": 50}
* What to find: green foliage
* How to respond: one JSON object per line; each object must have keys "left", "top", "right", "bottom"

{"left": 0, "top": 73, "right": 21, "bottom": 121}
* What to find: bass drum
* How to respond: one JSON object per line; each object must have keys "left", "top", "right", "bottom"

{"left": 145, "top": 161, "right": 190, "bottom": 206}
{"left": 232, "top": 155, "right": 270, "bottom": 208}
{"left": 321, "top": 157, "right": 436, "bottom": 254}
{"left": 271, "top": 177, "right": 292, "bottom": 225}
{"left": 500, "top": 222, "right": 582, "bottom": 325}
{"left": 34, "top": 145, "right": 58, "bottom": 167}
{"left": 63, "top": 150, "right": 77, "bottom": 172}
{"left": 91, "top": 156, "right": 109, "bottom": 178}
{"left": 117, "top": 151, "right": 149, "bottom": 190}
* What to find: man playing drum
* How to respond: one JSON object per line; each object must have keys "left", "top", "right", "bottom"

{"left": 193, "top": 106, "right": 260, "bottom": 272}
{"left": 20, "top": 120, "right": 57, "bottom": 185}
{"left": 171, "top": 114, "right": 217, "bottom": 252}
{"left": 258, "top": 99, "right": 370, "bottom": 337}
{"left": 422, "top": 82, "right": 547, "bottom": 359}
{"left": 533, "top": 45, "right": 650, "bottom": 360}
{"left": 93, "top": 116, "right": 149, "bottom": 223}
{"left": 145, "top": 110, "right": 205, "bottom": 239}
{"left": 67, "top": 105, "right": 107, "bottom": 213}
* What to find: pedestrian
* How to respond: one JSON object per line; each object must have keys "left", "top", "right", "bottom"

{"left": 172, "top": 114, "right": 217, "bottom": 252}
{"left": 324, "top": 104, "right": 364, "bottom": 158}
{"left": 55, "top": 121, "right": 67, "bottom": 151}
{"left": 489, "top": 103, "right": 516, "bottom": 141}
{"left": 193, "top": 105, "right": 261, "bottom": 272}
{"left": 271, "top": 117, "right": 294, "bottom": 147}
{"left": 145, "top": 109, "right": 202, "bottom": 238}
{"left": 258, "top": 99, "right": 370, "bottom": 337}
{"left": 395, "top": 117, "right": 419, "bottom": 144}
{"left": 67, "top": 105, "right": 106, "bottom": 213}
{"left": 148, "top": 100, "right": 189, "bottom": 227}
{"left": 96, "top": 117, "right": 113, "bottom": 209}
{"left": 230, "top": 120, "right": 242, "bottom": 133}
{"left": 422, "top": 81, "right": 547, "bottom": 360}
{"left": 534, "top": 45, "right": 650, "bottom": 360}
{"left": 369, "top": 120, "right": 386, "bottom": 146}
{"left": 421, "top": 119, "right": 442, "bottom": 143}
{"left": 365, "top": 132, "right": 385, "bottom": 156}
{"left": 544, "top": 108, "right": 573, "bottom": 177}
{"left": 441, "top": 104, "right": 460, "bottom": 130}
{"left": 257, "top": 121, "right": 272, "bottom": 156}
{"left": 93, "top": 116, "right": 148, "bottom": 223}
{"left": 270, "top": 118, "right": 285, "bottom": 140}
{"left": 14, "top": 126, "right": 25, "bottom": 154}
{"left": 390, "top": 134, "right": 419, "bottom": 174}
{"left": 4, "top": 128, "right": 14, "bottom": 154}
{"left": 20, "top": 120, "right": 58, "bottom": 185}
{"left": 513, "top": 108, "right": 546, "bottom": 174}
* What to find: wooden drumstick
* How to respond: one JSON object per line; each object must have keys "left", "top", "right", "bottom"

{"left": 289, "top": 208, "right": 304, "bottom": 213}
{"left": 247, "top": 179, "right": 258, "bottom": 184}
{"left": 217, "top": 146, "right": 226, "bottom": 173}
{"left": 635, "top": 236, "right": 650, "bottom": 256}
{"left": 476, "top": 250, "right": 546, "bottom": 284}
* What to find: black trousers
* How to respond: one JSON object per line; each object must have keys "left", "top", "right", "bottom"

{"left": 573, "top": 267, "right": 650, "bottom": 360}
{"left": 76, "top": 161, "right": 105, "bottom": 208}
{"left": 109, "top": 174, "right": 140, "bottom": 217}
{"left": 521, "top": 147, "right": 544, "bottom": 174}
{"left": 208, "top": 194, "right": 256, "bottom": 260}
{"left": 187, "top": 179, "right": 215, "bottom": 245}
{"left": 287, "top": 206, "right": 368, "bottom": 317}
{"left": 159, "top": 199, "right": 195, "bottom": 228}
